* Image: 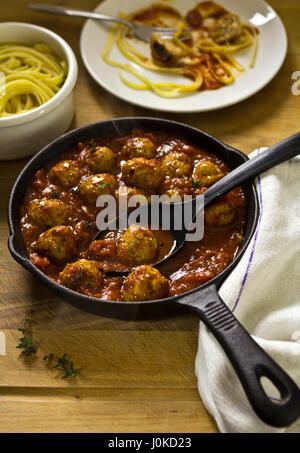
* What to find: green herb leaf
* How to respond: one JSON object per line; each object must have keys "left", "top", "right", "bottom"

{"left": 51, "top": 190, "right": 60, "bottom": 199}
{"left": 16, "top": 317, "right": 37, "bottom": 356}
{"left": 44, "top": 352, "right": 78, "bottom": 379}
{"left": 85, "top": 218, "right": 93, "bottom": 228}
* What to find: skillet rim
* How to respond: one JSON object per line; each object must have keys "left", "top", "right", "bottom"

{"left": 7, "top": 117, "right": 260, "bottom": 310}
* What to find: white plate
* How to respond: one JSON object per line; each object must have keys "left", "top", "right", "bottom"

{"left": 80, "top": 0, "right": 287, "bottom": 113}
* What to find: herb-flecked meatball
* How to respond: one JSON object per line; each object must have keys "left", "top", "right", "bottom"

{"left": 78, "top": 173, "right": 118, "bottom": 204}
{"left": 122, "top": 265, "right": 168, "bottom": 301}
{"left": 118, "top": 225, "right": 158, "bottom": 265}
{"left": 121, "top": 158, "right": 163, "bottom": 191}
{"left": 33, "top": 225, "right": 77, "bottom": 262}
{"left": 193, "top": 161, "right": 224, "bottom": 187}
{"left": 88, "top": 146, "right": 117, "bottom": 173}
{"left": 49, "top": 160, "right": 81, "bottom": 187}
{"left": 121, "top": 137, "right": 156, "bottom": 159}
{"left": 205, "top": 200, "right": 236, "bottom": 226}
{"left": 115, "top": 185, "right": 150, "bottom": 204}
{"left": 161, "top": 152, "right": 193, "bottom": 178}
{"left": 59, "top": 259, "right": 103, "bottom": 295}
{"left": 161, "top": 177, "right": 194, "bottom": 198}
{"left": 28, "top": 199, "right": 69, "bottom": 229}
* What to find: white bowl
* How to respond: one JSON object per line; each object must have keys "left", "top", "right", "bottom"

{"left": 0, "top": 22, "right": 78, "bottom": 160}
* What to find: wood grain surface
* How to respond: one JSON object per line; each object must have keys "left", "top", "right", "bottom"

{"left": 1, "top": 0, "right": 299, "bottom": 433}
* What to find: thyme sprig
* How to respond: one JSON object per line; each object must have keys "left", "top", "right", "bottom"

{"left": 16, "top": 317, "right": 37, "bottom": 356}
{"left": 17, "top": 317, "right": 77, "bottom": 378}
{"left": 43, "top": 353, "right": 78, "bottom": 379}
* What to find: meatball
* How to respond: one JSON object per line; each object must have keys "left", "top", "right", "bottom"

{"left": 121, "top": 137, "right": 156, "bottom": 160}
{"left": 193, "top": 161, "right": 224, "bottom": 187}
{"left": 88, "top": 146, "right": 117, "bottom": 172}
{"left": 49, "top": 160, "right": 81, "bottom": 188}
{"left": 59, "top": 259, "right": 103, "bottom": 295}
{"left": 115, "top": 185, "right": 150, "bottom": 205}
{"left": 121, "top": 158, "right": 164, "bottom": 191}
{"left": 122, "top": 265, "right": 168, "bottom": 301}
{"left": 161, "top": 177, "right": 194, "bottom": 199}
{"left": 161, "top": 152, "right": 193, "bottom": 178}
{"left": 205, "top": 200, "right": 236, "bottom": 226}
{"left": 118, "top": 225, "right": 158, "bottom": 265}
{"left": 150, "top": 33, "right": 183, "bottom": 66}
{"left": 212, "top": 14, "right": 242, "bottom": 44}
{"left": 27, "top": 199, "right": 69, "bottom": 229}
{"left": 33, "top": 225, "right": 77, "bottom": 262}
{"left": 78, "top": 173, "right": 118, "bottom": 204}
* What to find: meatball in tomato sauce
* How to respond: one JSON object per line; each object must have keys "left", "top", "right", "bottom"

{"left": 121, "top": 158, "right": 164, "bottom": 191}
{"left": 78, "top": 174, "right": 118, "bottom": 205}
{"left": 49, "top": 160, "right": 81, "bottom": 188}
{"left": 33, "top": 225, "right": 77, "bottom": 263}
{"left": 59, "top": 259, "right": 103, "bottom": 296}
{"left": 28, "top": 199, "right": 69, "bottom": 229}
{"left": 122, "top": 265, "right": 169, "bottom": 301}
{"left": 117, "top": 225, "right": 158, "bottom": 265}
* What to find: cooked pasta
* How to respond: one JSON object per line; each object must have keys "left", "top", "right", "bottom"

{"left": 102, "top": 1, "right": 259, "bottom": 98}
{"left": 0, "top": 43, "right": 67, "bottom": 117}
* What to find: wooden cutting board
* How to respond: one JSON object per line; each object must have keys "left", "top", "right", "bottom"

{"left": 1, "top": 0, "right": 299, "bottom": 433}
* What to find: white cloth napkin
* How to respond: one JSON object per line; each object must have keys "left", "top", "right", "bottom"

{"left": 195, "top": 149, "right": 300, "bottom": 433}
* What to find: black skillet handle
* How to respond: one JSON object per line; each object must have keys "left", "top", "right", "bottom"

{"left": 178, "top": 285, "right": 300, "bottom": 428}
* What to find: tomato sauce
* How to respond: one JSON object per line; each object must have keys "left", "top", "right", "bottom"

{"left": 20, "top": 129, "right": 245, "bottom": 301}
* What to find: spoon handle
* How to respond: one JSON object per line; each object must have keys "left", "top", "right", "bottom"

{"left": 201, "top": 131, "right": 300, "bottom": 211}
{"left": 29, "top": 4, "right": 133, "bottom": 27}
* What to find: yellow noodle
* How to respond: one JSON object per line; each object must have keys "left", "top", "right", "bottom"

{"left": 173, "top": 24, "right": 199, "bottom": 57}
{"left": 102, "top": 25, "right": 203, "bottom": 98}
{"left": 0, "top": 43, "right": 67, "bottom": 117}
{"left": 212, "top": 53, "right": 239, "bottom": 84}
{"left": 242, "top": 24, "right": 259, "bottom": 68}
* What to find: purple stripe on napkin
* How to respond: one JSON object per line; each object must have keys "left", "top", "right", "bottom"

{"left": 232, "top": 154, "right": 264, "bottom": 313}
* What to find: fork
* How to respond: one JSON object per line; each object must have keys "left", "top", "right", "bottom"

{"left": 29, "top": 4, "right": 188, "bottom": 42}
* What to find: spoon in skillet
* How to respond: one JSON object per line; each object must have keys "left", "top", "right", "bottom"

{"left": 90, "top": 132, "right": 300, "bottom": 274}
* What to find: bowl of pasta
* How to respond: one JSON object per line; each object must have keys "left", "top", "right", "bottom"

{"left": 0, "top": 22, "right": 78, "bottom": 160}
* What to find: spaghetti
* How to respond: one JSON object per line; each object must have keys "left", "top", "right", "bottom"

{"left": 102, "top": 1, "right": 259, "bottom": 98}
{"left": 0, "top": 43, "right": 67, "bottom": 117}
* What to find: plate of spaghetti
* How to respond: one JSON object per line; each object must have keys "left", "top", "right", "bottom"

{"left": 80, "top": 0, "right": 287, "bottom": 112}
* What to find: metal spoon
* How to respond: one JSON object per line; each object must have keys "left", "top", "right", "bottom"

{"left": 29, "top": 4, "right": 189, "bottom": 42}
{"left": 91, "top": 132, "right": 300, "bottom": 275}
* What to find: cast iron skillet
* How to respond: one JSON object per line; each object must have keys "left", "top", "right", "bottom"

{"left": 7, "top": 118, "right": 300, "bottom": 428}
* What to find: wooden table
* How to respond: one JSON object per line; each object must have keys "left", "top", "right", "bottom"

{"left": 0, "top": 0, "right": 299, "bottom": 433}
